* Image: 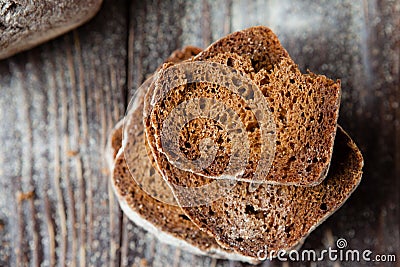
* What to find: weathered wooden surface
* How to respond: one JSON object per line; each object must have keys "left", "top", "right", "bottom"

{"left": 0, "top": 0, "right": 398, "bottom": 266}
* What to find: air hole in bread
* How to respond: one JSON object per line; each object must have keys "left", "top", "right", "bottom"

{"left": 285, "top": 224, "right": 294, "bottom": 237}
{"left": 246, "top": 121, "right": 258, "bottom": 132}
{"left": 208, "top": 207, "right": 215, "bottom": 216}
{"left": 320, "top": 203, "right": 328, "bottom": 211}
{"left": 317, "top": 113, "right": 324, "bottom": 123}
{"left": 227, "top": 57, "right": 234, "bottom": 67}
{"left": 278, "top": 113, "right": 286, "bottom": 122}
{"left": 250, "top": 59, "right": 259, "bottom": 72}
{"left": 245, "top": 205, "right": 256, "bottom": 215}
{"left": 260, "top": 76, "right": 270, "bottom": 85}
{"left": 276, "top": 188, "right": 283, "bottom": 197}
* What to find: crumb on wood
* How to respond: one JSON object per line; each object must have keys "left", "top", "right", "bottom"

{"left": 17, "top": 190, "right": 35, "bottom": 202}
{"left": 67, "top": 150, "right": 79, "bottom": 157}
{"left": 101, "top": 168, "right": 110, "bottom": 176}
{"left": 132, "top": 258, "right": 148, "bottom": 267}
{"left": 140, "top": 259, "right": 148, "bottom": 267}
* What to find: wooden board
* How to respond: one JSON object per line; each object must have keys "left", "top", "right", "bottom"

{"left": 0, "top": 0, "right": 398, "bottom": 266}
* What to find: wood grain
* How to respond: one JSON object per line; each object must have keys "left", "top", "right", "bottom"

{"left": 0, "top": 0, "right": 128, "bottom": 266}
{"left": 0, "top": 0, "right": 398, "bottom": 266}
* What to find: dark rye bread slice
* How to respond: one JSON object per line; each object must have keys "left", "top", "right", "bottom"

{"left": 147, "top": 26, "right": 341, "bottom": 185}
{"left": 110, "top": 137, "right": 255, "bottom": 263}
{"left": 180, "top": 125, "right": 363, "bottom": 259}
{"left": 109, "top": 103, "right": 259, "bottom": 264}
{"left": 107, "top": 47, "right": 259, "bottom": 263}
{"left": 108, "top": 46, "right": 203, "bottom": 196}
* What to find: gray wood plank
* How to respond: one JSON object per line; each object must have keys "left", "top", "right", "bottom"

{"left": 0, "top": 0, "right": 128, "bottom": 266}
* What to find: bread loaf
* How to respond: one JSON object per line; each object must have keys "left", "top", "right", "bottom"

{"left": 0, "top": 0, "right": 103, "bottom": 60}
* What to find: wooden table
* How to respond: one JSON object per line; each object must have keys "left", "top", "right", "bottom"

{"left": 0, "top": 0, "right": 398, "bottom": 266}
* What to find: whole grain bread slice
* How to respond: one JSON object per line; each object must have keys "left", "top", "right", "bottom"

{"left": 146, "top": 26, "right": 341, "bottom": 185}
{"left": 109, "top": 102, "right": 258, "bottom": 264}
{"left": 179, "top": 125, "right": 363, "bottom": 259}
{"left": 111, "top": 112, "right": 363, "bottom": 262}
{"left": 107, "top": 47, "right": 260, "bottom": 264}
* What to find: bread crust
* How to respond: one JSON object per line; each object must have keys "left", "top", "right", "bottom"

{"left": 0, "top": 0, "right": 103, "bottom": 60}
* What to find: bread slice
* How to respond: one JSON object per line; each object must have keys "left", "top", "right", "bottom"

{"left": 107, "top": 47, "right": 259, "bottom": 264}
{"left": 178, "top": 125, "right": 363, "bottom": 259}
{"left": 110, "top": 104, "right": 260, "bottom": 264}
{"left": 0, "top": 0, "right": 103, "bottom": 60}
{"left": 109, "top": 124, "right": 259, "bottom": 264}
{"left": 146, "top": 26, "right": 341, "bottom": 185}
{"left": 112, "top": 108, "right": 363, "bottom": 262}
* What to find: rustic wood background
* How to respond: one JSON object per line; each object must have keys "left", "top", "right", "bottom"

{"left": 0, "top": 0, "right": 398, "bottom": 266}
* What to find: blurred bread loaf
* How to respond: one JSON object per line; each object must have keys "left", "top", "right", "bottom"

{"left": 0, "top": 0, "right": 103, "bottom": 60}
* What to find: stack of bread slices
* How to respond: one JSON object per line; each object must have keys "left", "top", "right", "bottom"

{"left": 107, "top": 26, "right": 363, "bottom": 264}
